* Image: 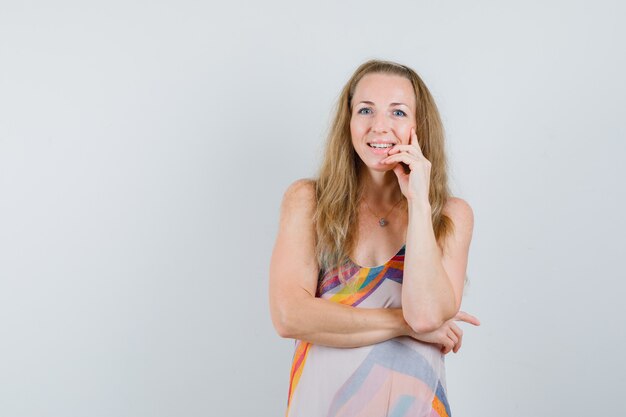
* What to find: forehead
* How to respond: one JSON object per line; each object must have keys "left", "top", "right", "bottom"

{"left": 352, "top": 73, "right": 415, "bottom": 107}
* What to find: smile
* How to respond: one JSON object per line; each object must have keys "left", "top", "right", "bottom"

{"left": 367, "top": 143, "right": 395, "bottom": 155}
{"left": 367, "top": 142, "right": 395, "bottom": 149}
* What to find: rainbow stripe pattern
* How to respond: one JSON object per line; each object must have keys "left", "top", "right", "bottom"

{"left": 285, "top": 244, "right": 452, "bottom": 416}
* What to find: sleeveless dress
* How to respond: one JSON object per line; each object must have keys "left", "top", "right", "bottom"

{"left": 285, "top": 244, "right": 452, "bottom": 417}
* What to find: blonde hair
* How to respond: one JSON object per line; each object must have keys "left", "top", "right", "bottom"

{"left": 313, "top": 59, "right": 457, "bottom": 283}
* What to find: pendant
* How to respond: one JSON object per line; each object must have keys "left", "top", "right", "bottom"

{"left": 379, "top": 218, "right": 387, "bottom": 227}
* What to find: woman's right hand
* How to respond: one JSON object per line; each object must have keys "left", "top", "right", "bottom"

{"left": 405, "top": 311, "right": 480, "bottom": 354}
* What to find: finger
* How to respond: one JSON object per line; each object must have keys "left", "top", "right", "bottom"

{"left": 392, "top": 161, "right": 407, "bottom": 179}
{"left": 449, "top": 322, "right": 464, "bottom": 353}
{"left": 380, "top": 153, "right": 417, "bottom": 167}
{"left": 444, "top": 339, "right": 454, "bottom": 354}
{"left": 455, "top": 311, "right": 481, "bottom": 326}
{"left": 410, "top": 127, "right": 425, "bottom": 157}
{"left": 387, "top": 144, "right": 420, "bottom": 156}
{"left": 450, "top": 322, "right": 463, "bottom": 337}
{"left": 454, "top": 335, "right": 463, "bottom": 353}
{"left": 447, "top": 329, "right": 458, "bottom": 345}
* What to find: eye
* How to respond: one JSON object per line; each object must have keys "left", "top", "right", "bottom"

{"left": 357, "top": 107, "right": 372, "bottom": 115}
{"left": 393, "top": 109, "right": 407, "bottom": 117}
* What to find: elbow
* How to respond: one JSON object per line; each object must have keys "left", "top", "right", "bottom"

{"left": 404, "top": 314, "right": 443, "bottom": 334}
{"left": 271, "top": 303, "right": 298, "bottom": 339}
{"left": 273, "top": 317, "right": 294, "bottom": 339}
{"left": 403, "top": 304, "right": 458, "bottom": 334}
{"left": 270, "top": 287, "right": 315, "bottom": 339}
{"left": 274, "top": 325, "right": 293, "bottom": 339}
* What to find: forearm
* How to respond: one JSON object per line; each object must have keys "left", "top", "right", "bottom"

{"left": 402, "top": 201, "right": 457, "bottom": 331}
{"left": 294, "top": 326, "right": 406, "bottom": 348}
{"left": 278, "top": 296, "right": 407, "bottom": 348}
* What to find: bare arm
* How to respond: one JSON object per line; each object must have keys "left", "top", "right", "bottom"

{"left": 269, "top": 179, "right": 411, "bottom": 348}
{"left": 273, "top": 295, "right": 410, "bottom": 348}
{"left": 402, "top": 198, "right": 475, "bottom": 333}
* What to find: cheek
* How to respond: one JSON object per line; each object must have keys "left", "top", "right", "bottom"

{"left": 350, "top": 124, "right": 358, "bottom": 146}
{"left": 350, "top": 121, "right": 364, "bottom": 138}
{"left": 394, "top": 124, "right": 412, "bottom": 143}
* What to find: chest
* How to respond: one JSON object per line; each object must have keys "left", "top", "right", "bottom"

{"left": 350, "top": 208, "right": 408, "bottom": 268}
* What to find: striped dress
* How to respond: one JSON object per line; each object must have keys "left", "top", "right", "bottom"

{"left": 285, "top": 244, "right": 452, "bottom": 417}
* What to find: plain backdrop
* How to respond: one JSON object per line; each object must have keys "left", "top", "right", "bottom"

{"left": 1, "top": 1, "right": 625, "bottom": 416}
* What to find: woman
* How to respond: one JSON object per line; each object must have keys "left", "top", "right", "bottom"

{"left": 269, "top": 59, "right": 480, "bottom": 417}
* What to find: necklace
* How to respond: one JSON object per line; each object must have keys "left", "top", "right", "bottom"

{"left": 364, "top": 197, "right": 404, "bottom": 227}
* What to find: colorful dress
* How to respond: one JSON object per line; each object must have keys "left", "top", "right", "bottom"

{"left": 285, "top": 244, "right": 452, "bottom": 417}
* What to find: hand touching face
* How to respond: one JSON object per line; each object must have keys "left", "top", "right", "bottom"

{"left": 350, "top": 73, "right": 417, "bottom": 172}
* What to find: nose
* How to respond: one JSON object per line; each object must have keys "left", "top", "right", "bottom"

{"left": 370, "top": 112, "right": 389, "bottom": 134}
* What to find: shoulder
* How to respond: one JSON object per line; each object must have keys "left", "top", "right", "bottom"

{"left": 284, "top": 178, "right": 316, "bottom": 201}
{"left": 442, "top": 197, "right": 474, "bottom": 244}
{"left": 280, "top": 178, "right": 317, "bottom": 218}
{"left": 443, "top": 197, "right": 474, "bottom": 225}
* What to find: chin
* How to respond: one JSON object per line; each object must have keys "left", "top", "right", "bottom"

{"left": 365, "top": 161, "right": 396, "bottom": 172}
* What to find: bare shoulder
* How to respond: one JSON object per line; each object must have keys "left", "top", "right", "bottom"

{"left": 442, "top": 197, "right": 474, "bottom": 246}
{"left": 443, "top": 197, "right": 474, "bottom": 225}
{"left": 282, "top": 178, "right": 317, "bottom": 209}
{"left": 276, "top": 178, "right": 318, "bottom": 246}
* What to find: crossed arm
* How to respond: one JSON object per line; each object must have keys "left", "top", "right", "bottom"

{"left": 268, "top": 179, "right": 479, "bottom": 352}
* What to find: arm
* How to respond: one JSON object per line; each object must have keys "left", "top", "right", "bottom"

{"left": 402, "top": 197, "right": 475, "bottom": 333}
{"left": 269, "top": 179, "right": 410, "bottom": 348}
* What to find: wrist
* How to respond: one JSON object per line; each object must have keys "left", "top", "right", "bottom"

{"left": 407, "top": 198, "right": 431, "bottom": 212}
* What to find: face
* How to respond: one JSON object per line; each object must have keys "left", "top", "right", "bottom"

{"left": 350, "top": 73, "right": 417, "bottom": 172}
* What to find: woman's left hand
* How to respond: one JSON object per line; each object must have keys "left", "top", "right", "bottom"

{"left": 380, "top": 127, "right": 431, "bottom": 205}
{"left": 405, "top": 310, "right": 481, "bottom": 355}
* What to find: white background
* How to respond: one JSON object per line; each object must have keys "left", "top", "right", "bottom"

{"left": 1, "top": 1, "right": 625, "bottom": 416}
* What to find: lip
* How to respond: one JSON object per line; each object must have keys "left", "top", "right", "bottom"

{"left": 367, "top": 142, "right": 396, "bottom": 155}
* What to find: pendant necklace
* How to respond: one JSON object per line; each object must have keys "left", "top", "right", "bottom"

{"left": 364, "top": 197, "right": 404, "bottom": 227}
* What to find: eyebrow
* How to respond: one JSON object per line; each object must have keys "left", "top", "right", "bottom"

{"left": 357, "top": 100, "right": 410, "bottom": 107}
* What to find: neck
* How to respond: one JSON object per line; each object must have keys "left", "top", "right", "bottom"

{"left": 358, "top": 164, "right": 404, "bottom": 206}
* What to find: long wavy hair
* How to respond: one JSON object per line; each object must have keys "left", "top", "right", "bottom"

{"left": 313, "top": 59, "right": 459, "bottom": 284}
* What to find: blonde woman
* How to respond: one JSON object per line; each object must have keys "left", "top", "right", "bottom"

{"left": 269, "top": 59, "right": 480, "bottom": 417}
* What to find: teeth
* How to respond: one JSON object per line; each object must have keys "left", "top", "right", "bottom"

{"left": 369, "top": 143, "right": 394, "bottom": 148}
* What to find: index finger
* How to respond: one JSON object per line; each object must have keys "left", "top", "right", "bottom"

{"left": 454, "top": 311, "right": 481, "bottom": 326}
{"left": 410, "top": 127, "right": 425, "bottom": 157}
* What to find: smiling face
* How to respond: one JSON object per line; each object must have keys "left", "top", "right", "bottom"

{"left": 350, "top": 72, "right": 417, "bottom": 172}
